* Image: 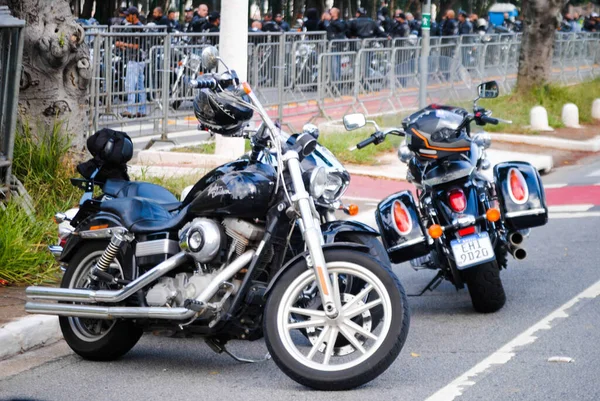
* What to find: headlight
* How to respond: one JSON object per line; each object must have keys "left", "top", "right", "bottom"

{"left": 320, "top": 171, "right": 350, "bottom": 203}
{"left": 309, "top": 167, "right": 327, "bottom": 199}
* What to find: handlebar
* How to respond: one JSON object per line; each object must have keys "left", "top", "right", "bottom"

{"left": 480, "top": 115, "right": 499, "bottom": 125}
{"left": 356, "top": 135, "right": 378, "bottom": 149}
{"left": 190, "top": 77, "right": 218, "bottom": 90}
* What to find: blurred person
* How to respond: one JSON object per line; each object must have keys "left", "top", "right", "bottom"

{"left": 318, "top": 10, "right": 331, "bottom": 30}
{"left": 167, "top": 9, "right": 182, "bottom": 32}
{"left": 207, "top": 11, "right": 220, "bottom": 33}
{"left": 262, "top": 13, "right": 282, "bottom": 32}
{"left": 116, "top": 7, "right": 147, "bottom": 118}
{"left": 442, "top": 10, "right": 458, "bottom": 36}
{"left": 327, "top": 7, "right": 347, "bottom": 83}
{"left": 347, "top": 7, "right": 388, "bottom": 39}
{"left": 406, "top": 12, "right": 421, "bottom": 36}
{"left": 110, "top": 7, "right": 127, "bottom": 26}
{"left": 249, "top": 20, "right": 263, "bottom": 32}
{"left": 584, "top": 13, "right": 597, "bottom": 32}
{"left": 304, "top": 8, "right": 320, "bottom": 31}
{"left": 275, "top": 13, "right": 290, "bottom": 31}
{"left": 378, "top": 6, "right": 393, "bottom": 33}
{"left": 190, "top": 4, "right": 209, "bottom": 32}
{"left": 183, "top": 6, "right": 194, "bottom": 31}
{"left": 502, "top": 12, "right": 515, "bottom": 31}
{"left": 389, "top": 12, "right": 409, "bottom": 38}
{"left": 458, "top": 11, "right": 473, "bottom": 34}
{"left": 153, "top": 7, "right": 171, "bottom": 32}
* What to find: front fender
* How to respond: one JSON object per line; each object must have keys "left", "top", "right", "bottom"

{"left": 264, "top": 242, "right": 370, "bottom": 297}
{"left": 321, "top": 220, "right": 379, "bottom": 244}
{"left": 59, "top": 212, "right": 123, "bottom": 263}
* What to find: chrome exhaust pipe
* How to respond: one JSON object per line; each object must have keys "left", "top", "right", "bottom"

{"left": 508, "top": 244, "right": 527, "bottom": 260}
{"left": 26, "top": 252, "right": 191, "bottom": 303}
{"left": 25, "top": 250, "right": 256, "bottom": 320}
{"left": 508, "top": 232, "right": 524, "bottom": 246}
{"left": 25, "top": 302, "right": 195, "bottom": 320}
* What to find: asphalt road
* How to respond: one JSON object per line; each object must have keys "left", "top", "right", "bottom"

{"left": 1, "top": 157, "right": 599, "bottom": 401}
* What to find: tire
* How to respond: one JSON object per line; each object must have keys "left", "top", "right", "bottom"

{"left": 264, "top": 249, "right": 410, "bottom": 390}
{"left": 462, "top": 260, "right": 506, "bottom": 313}
{"left": 59, "top": 241, "right": 143, "bottom": 361}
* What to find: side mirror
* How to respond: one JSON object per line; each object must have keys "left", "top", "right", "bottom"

{"left": 343, "top": 114, "right": 366, "bottom": 131}
{"left": 477, "top": 81, "right": 499, "bottom": 99}
{"left": 201, "top": 46, "right": 220, "bottom": 71}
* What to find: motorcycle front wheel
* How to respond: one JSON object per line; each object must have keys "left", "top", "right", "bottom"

{"left": 264, "top": 249, "right": 409, "bottom": 390}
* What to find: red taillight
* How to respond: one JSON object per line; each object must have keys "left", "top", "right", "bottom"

{"left": 59, "top": 238, "right": 67, "bottom": 247}
{"left": 457, "top": 226, "right": 476, "bottom": 237}
{"left": 448, "top": 189, "right": 467, "bottom": 213}
{"left": 508, "top": 168, "right": 529, "bottom": 204}
{"left": 393, "top": 201, "right": 412, "bottom": 235}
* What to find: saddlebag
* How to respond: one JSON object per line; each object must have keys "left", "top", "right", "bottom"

{"left": 494, "top": 161, "right": 548, "bottom": 230}
{"left": 375, "top": 191, "right": 429, "bottom": 264}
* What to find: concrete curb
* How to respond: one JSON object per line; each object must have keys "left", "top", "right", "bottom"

{"left": 0, "top": 315, "right": 61, "bottom": 361}
{"left": 489, "top": 133, "right": 600, "bottom": 152}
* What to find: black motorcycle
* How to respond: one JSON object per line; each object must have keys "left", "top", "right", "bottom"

{"left": 344, "top": 81, "right": 548, "bottom": 313}
{"left": 26, "top": 47, "right": 409, "bottom": 390}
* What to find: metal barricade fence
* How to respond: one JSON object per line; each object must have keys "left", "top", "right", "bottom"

{"left": 82, "top": 25, "right": 108, "bottom": 46}
{"left": 85, "top": 31, "right": 600, "bottom": 139}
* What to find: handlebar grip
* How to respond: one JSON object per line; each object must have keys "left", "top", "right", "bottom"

{"left": 481, "top": 115, "right": 499, "bottom": 125}
{"left": 192, "top": 78, "right": 218, "bottom": 89}
{"left": 356, "top": 136, "right": 377, "bottom": 149}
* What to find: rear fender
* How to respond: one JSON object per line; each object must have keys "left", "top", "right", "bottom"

{"left": 264, "top": 243, "right": 370, "bottom": 297}
{"left": 59, "top": 212, "right": 123, "bottom": 263}
{"left": 321, "top": 220, "right": 379, "bottom": 244}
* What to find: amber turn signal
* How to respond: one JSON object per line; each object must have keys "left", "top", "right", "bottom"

{"left": 486, "top": 207, "right": 501, "bottom": 222}
{"left": 428, "top": 224, "right": 443, "bottom": 239}
{"left": 347, "top": 204, "right": 359, "bottom": 216}
{"left": 242, "top": 82, "right": 252, "bottom": 94}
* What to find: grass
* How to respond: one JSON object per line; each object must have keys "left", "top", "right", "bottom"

{"left": 1, "top": 119, "right": 81, "bottom": 286}
{"left": 319, "top": 128, "right": 403, "bottom": 165}
{"left": 172, "top": 139, "right": 252, "bottom": 155}
{"left": 473, "top": 78, "right": 600, "bottom": 133}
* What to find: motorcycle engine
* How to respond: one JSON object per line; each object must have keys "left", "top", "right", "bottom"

{"left": 146, "top": 218, "right": 265, "bottom": 308}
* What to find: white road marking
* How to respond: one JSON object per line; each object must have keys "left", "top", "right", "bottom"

{"left": 550, "top": 212, "right": 600, "bottom": 219}
{"left": 424, "top": 278, "right": 600, "bottom": 401}
{"left": 548, "top": 204, "right": 594, "bottom": 212}
{"left": 543, "top": 183, "right": 568, "bottom": 189}
{"left": 586, "top": 169, "right": 600, "bottom": 177}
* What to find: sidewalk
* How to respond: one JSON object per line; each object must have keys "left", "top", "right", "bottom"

{"left": 1, "top": 121, "right": 598, "bottom": 362}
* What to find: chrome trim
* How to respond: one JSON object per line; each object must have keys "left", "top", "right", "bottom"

{"left": 48, "top": 245, "right": 63, "bottom": 261}
{"left": 135, "top": 239, "right": 180, "bottom": 257}
{"left": 26, "top": 252, "right": 190, "bottom": 303}
{"left": 24, "top": 250, "right": 256, "bottom": 321}
{"left": 505, "top": 208, "right": 546, "bottom": 218}
{"left": 77, "top": 227, "right": 128, "bottom": 239}
{"left": 388, "top": 236, "right": 427, "bottom": 252}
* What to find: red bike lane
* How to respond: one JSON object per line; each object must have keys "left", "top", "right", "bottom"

{"left": 345, "top": 175, "right": 600, "bottom": 208}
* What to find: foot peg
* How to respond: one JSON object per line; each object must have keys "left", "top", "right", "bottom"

{"left": 205, "top": 338, "right": 271, "bottom": 364}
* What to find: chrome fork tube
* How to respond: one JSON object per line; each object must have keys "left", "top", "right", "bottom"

{"left": 285, "top": 152, "right": 339, "bottom": 318}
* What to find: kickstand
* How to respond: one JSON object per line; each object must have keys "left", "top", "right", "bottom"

{"left": 408, "top": 271, "right": 444, "bottom": 297}
{"left": 205, "top": 338, "right": 271, "bottom": 364}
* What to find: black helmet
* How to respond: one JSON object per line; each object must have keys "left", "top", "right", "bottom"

{"left": 193, "top": 85, "right": 253, "bottom": 136}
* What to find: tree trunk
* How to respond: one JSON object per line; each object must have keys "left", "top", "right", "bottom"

{"left": 80, "top": 0, "right": 94, "bottom": 19}
{"left": 516, "top": 0, "right": 561, "bottom": 91}
{"left": 2, "top": 0, "right": 91, "bottom": 148}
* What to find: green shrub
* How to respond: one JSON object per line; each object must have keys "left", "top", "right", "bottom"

{"left": 0, "top": 119, "right": 80, "bottom": 285}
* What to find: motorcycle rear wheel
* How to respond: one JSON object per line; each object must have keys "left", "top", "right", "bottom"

{"left": 462, "top": 260, "right": 506, "bottom": 313}
{"left": 264, "top": 249, "right": 409, "bottom": 390}
{"left": 59, "top": 242, "right": 143, "bottom": 361}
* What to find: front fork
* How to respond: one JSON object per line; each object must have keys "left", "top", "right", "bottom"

{"left": 285, "top": 153, "right": 340, "bottom": 319}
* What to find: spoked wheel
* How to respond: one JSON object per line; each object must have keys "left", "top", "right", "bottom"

{"left": 264, "top": 249, "right": 409, "bottom": 390}
{"left": 59, "top": 242, "right": 143, "bottom": 361}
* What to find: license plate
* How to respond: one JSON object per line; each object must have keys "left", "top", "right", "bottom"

{"left": 451, "top": 232, "right": 495, "bottom": 270}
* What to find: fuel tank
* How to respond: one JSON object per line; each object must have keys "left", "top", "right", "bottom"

{"left": 187, "top": 161, "right": 277, "bottom": 218}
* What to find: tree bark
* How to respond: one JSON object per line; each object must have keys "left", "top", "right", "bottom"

{"left": 516, "top": 0, "right": 562, "bottom": 91}
{"left": 2, "top": 0, "right": 91, "bottom": 148}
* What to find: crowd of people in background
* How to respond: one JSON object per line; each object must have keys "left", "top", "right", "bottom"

{"left": 93, "top": 3, "right": 600, "bottom": 40}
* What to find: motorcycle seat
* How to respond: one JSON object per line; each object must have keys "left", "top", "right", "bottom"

{"left": 103, "top": 179, "right": 182, "bottom": 211}
{"left": 100, "top": 197, "right": 189, "bottom": 234}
